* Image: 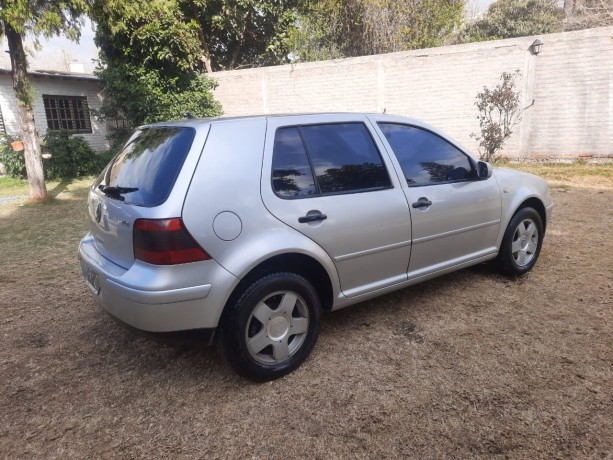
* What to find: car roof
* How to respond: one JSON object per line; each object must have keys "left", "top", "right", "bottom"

{"left": 141, "top": 113, "right": 429, "bottom": 129}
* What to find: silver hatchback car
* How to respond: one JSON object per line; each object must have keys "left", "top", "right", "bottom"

{"left": 79, "top": 113, "right": 553, "bottom": 380}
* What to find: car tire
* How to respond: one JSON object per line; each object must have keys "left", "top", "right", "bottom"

{"left": 496, "top": 207, "right": 544, "bottom": 276}
{"left": 218, "top": 272, "right": 321, "bottom": 381}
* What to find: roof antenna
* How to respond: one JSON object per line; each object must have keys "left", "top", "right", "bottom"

{"left": 382, "top": 108, "right": 386, "bottom": 114}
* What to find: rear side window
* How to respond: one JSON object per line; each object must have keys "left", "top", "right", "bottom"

{"left": 272, "top": 128, "right": 317, "bottom": 198}
{"left": 378, "top": 123, "right": 473, "bottom": 186}
{"left": 272, "top": 123, "right": 391, "bottom": 198}
{"left": 97, "top": 127, "right": 196, "bottom": 207}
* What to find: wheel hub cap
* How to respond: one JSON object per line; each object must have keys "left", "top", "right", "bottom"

{"left": 267, "top": 315, "right": 290, "bottom": 341}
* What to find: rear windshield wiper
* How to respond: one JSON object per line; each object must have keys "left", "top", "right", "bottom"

{"left": 98, "top": 185, "right": 139, "bottom": 196}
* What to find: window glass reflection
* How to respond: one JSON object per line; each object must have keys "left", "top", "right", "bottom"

{"left": 378, "top": 123, "right": 473, "bottom": 186}
{"left": 102, "top": 127, "right": 195, "bottom": 206}
{"left": 272, "top": 127, "right": 316, "bottom": 198}
{"left": 301, "top": 123, "right": 391, "bottom": 194}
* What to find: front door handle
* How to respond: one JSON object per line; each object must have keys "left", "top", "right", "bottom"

{"left": 298, "top": 211, "right": 328, "bottom": 224}
{"left": 412, "top": 198, "right": 432, "bottom": 209}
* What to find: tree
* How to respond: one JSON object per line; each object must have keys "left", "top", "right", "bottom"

{"left": 0, "top": 1, "right": 88, "bottom": 201}
{"left": 459, "top": 0, "right": 562, "bottom": 43}
{"left": 183, "top": 0, "right": 300, "bottom": 72}
{"left": 471, "top": 70, "right": 522, "bottom": 162}
{"left": 563, "top": 0, "right": 613, "bottom": 30}
{"left": 289, "top": 0, "right": 465, "bottom": 62}
{"left": 91, "top": 0, "right": 222, "bottom": 140}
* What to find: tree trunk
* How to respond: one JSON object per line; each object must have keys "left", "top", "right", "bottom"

{"left": 5, "top": 24, "right": 48, "bottom": 201}
{"left": 228, "top": 11, "right": 250, "bottom": 70}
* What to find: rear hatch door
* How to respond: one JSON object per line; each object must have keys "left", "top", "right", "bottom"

{"left": 89, "top": 126, "right": 199, "bottom": 268}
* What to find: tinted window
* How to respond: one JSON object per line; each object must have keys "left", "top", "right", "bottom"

{"left": 378, "top": 123, "right": 473, "bottom": 186}
{"left": 272, "top": 127, "right": 317, "bottom": 198}
{"left": 300, "top": 123, "right": 391, "bottom": 194}
{"left": 97, "top": 127, "right": 195, "bottom": 207}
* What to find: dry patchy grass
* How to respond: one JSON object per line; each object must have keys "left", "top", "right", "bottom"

{"left": 499, "top": 161, "right": 613, "bottom": 190}
{"left": 0, "top": 168, "right": 611, "bottom": 459}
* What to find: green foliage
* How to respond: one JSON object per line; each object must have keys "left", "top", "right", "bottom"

{"left": 471, "top": 70, "right": 522, "bottom": 162}
{"left": 91, "top": 0, "right": 224, "bottom": 130}
{"left": 0, "top": 0, "right": 87, "bottom": 38}
{"left": 0, "top": 133, "right": 111, "bottom": 180}
{"left": 460, "top": 0, "right": 562, "bottom": 42}
{"left": 92, "top": 0, "right": 201, "bottom": 73}
{"left": 92, "top": 0, "right": 299, "bottom": 73}
{"left": 289, "top": 0, "right": 465, "bottom": 62}
{"left": 42, "top": 132, "right": 107, "bottom": 179}
{"left": 94, "top": 62, "right": 222, "bottom": 128}
{"left": 0, "top": 134, "right": 27, "bottom": 179}
{"left": 185, "top": 0, "right": 301, "bottom": 70}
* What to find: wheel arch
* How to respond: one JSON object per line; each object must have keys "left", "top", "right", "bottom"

{"left": 218, "top": 252, "right": 335, "bottom": 329}
{"left": 516, "top": 196, "right": 547, "bottom": 233}
{"left": 497, "top": 191, "right": 549, "bottom": 250}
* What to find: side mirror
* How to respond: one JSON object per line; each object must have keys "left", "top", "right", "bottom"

{"left": 477, "top": 161, "right": 493, "bottom": 180}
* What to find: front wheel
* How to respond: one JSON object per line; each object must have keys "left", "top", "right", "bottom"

{"left": 218, "top": 273, "right": 321, "bottom": 381}
{"left": 496, "top": 207, "right": 544, "bottom": 276}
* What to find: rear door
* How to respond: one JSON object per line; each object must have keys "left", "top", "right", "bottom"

{"left": 261, "top": 114, "right": 412, "bottom": 298}
{"left": 374, "top": 120, "right": 501, "bottom": 278}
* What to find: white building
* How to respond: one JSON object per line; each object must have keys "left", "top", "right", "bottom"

{"left": 0, "top": 30, "right": 109, "bottom": 152}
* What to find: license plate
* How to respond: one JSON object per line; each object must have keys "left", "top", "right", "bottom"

{"left": 86, "top": 267, "right": 101, "bottom": 295}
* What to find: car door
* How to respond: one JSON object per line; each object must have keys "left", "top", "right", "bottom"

{"left": 261, "top": 114, "right": 412, "bottom": 298}
{"left": 373, "top": 119, "right": 502, "bottom": 279}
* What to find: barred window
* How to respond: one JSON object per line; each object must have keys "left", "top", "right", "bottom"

{"left": 0, "top": 105, "right": 5, "bottom": 135}
{"left": 43, "top": 95, "right": 92, "bottom": 133}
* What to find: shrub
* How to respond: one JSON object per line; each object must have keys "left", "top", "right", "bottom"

{"left": 42, "top": 132, "right": 99, "bottom": 179}
{"left": 0, "top": 134, "right": 27, "bottom": 179}
{"left": 471, "top": 70, "right": 522, "bottom": 162}
{"left": 0, "top": 132, "right": 113, "bottom": 180}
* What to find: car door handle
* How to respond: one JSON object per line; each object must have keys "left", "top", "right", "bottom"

{"left": 298, "top": 211, "right": 328, "bottom": 223}
{"left": 412, "top": 198, "right": 432, "bottom": 209}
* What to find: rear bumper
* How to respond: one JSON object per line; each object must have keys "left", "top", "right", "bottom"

{"left": 78, "top": 233, "right": 238, "bottom": 333}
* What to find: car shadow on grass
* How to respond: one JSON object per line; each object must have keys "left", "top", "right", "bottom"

{"left": 78, "top": 264, "right": 508, "bottom": 385}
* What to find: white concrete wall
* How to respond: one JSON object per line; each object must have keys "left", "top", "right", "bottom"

{"left": 0, "top": 74, "right": 109, "bottom": 151}
{"left": 212, "top": 27, "right": 613, "bottom": 160}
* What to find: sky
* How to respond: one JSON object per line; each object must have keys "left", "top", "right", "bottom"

{"left": 2, "top": 1, "right": 497, "bottom": 74}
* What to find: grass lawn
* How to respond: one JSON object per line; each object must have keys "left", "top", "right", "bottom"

{"left": 0, "top": 176, "right": 94, "bottom": 200}
{"left": 1, "top": 162, "right": 612, "bottom": 459}
{"left": 499, "top": 161, "right": 613, "bottom": 189}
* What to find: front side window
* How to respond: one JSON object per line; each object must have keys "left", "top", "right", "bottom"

{"left": 43, "top": 95, "right": 92, "bottom": 133}
{"left": 272, "top": 123, "right": 391, "bottom": 198}
{"left": 378, "top": 123, "right": 474, "bottom": 186}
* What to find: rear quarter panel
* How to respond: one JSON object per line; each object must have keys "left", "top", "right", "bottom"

{"left": 181, "top": 118, "right": 342, "bottom": 314}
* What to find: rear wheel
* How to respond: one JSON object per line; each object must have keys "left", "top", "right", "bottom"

{"left": 496, "top": 207, "right": 543, "bottom": 276}
{"left": 218, "top": 273, "right": 321, "bottom": 381}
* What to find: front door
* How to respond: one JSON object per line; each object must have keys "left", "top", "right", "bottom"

{"left": 375, "top": 120, "right": 501, "bottom": 278}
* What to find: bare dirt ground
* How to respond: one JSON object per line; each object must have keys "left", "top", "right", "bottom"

{"left": 1, "top": 174, "right": 611, "bottom": 459}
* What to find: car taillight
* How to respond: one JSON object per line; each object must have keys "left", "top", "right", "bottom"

{"left": 133, "top": 218, "right": 211, "bottom": 265}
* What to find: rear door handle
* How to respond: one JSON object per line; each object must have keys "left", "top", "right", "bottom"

{"left": 412, "top": 198, "right": 432, "bottom": 209}
{"left": 298, "top": 211, "right": 328, "bottom": 224}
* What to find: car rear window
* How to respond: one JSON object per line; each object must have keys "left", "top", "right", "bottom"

{"left": 96, "top": 127, "right": 196, "bottom": 207}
